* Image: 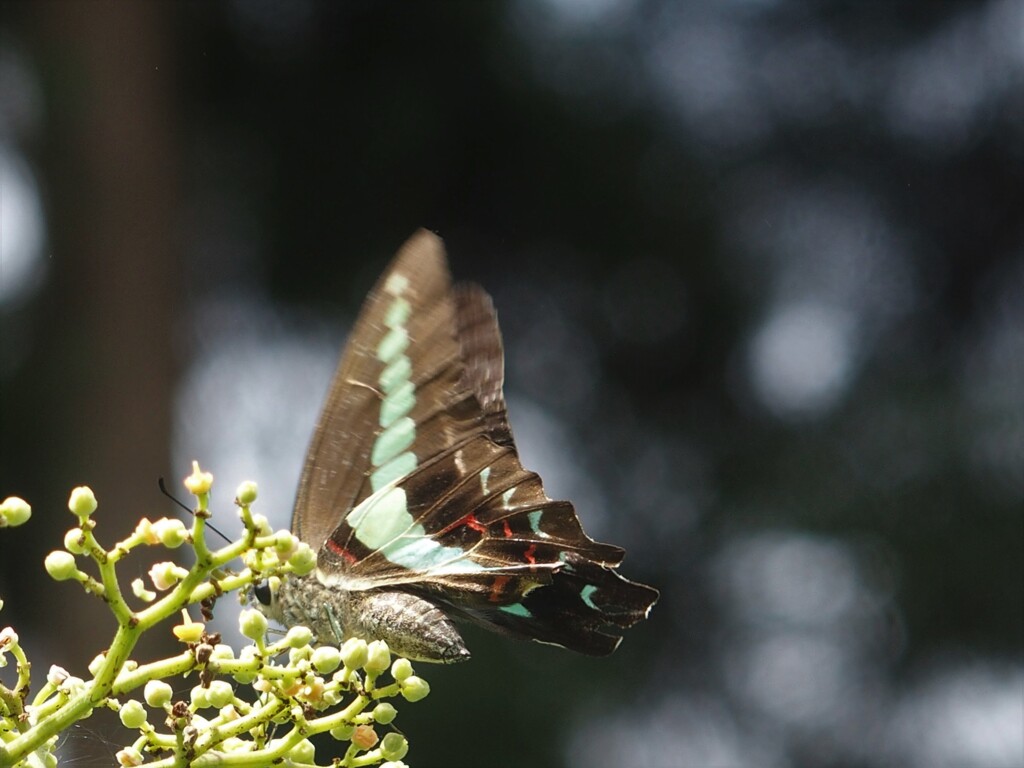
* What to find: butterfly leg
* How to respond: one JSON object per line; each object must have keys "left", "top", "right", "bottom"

{"left": 322, "top": 602, "right": 344, "bottom": 645}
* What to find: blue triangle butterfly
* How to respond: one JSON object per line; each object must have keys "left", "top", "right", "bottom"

{"left": 257, "top": 230, "right": 658, "bottom": 662}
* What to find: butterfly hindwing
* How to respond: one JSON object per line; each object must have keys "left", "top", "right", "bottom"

{"left": 319, "top": 429, "right": 657, "bottom": 654}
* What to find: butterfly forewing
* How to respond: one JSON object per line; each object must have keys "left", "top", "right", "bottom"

{"left": 291, "top": 231, "right": 466, "bottom": 552}
{"left": 291, "top": 229, "right": 658, "bottom": 657}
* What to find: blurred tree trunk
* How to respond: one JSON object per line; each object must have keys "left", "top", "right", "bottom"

{"left": 17, "top": 0, "right": 180, "bottom": 735}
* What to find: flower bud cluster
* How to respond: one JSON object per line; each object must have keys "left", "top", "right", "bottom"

{"left": 106, "top": 631, "right": 424, "bottom": 767}
{"left": 2, "top": 467, "right": 432, "bottom": 768}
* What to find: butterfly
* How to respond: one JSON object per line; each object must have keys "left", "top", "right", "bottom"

{"left": 256, "top": 230, "right": 658, "bottom": 662}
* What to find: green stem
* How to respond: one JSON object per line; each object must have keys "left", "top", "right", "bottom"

{"left": 0, "top": 621, "right": 142, "bottom": 767}
{"left": 95, "top": 550, "right": 133, "bottom": 624}
{"left": 143, "top": 699, "right": 295, "bottom": 768}
{"left": 110, "top": 650, "right": 195, "bottom": 696}
{"left": 348, "top": 748, "right": 387, "bottom": 768}
{"left": 190, "top": 697, "right": 288, "bottom": 755}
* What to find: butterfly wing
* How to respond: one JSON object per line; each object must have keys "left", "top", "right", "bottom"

{"left": 291, "top": 229, "right": 474, "bottom": 552}
{"left": 322, "top": 428, "right": 658, "bottom": 655}
{"left": 296, "top": 235, "right": 657, "bottom": 655}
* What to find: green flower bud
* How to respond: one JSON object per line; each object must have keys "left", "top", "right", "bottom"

{"left": 207, "top": 680, "right": 233, "bottom": 709}
{"left": 250, "top": 513, "right": 272, "bottom": 536}
{"left": 364, "top": 640, "right": 391, "bottom": 674}
{"left": 68, "top": 486, "right": 97, "bottom": 517}
{"left": 329, "top": 722, "right": 355, "bottom": 741}
{"left": 130, "top": 578, "right": 156, "bottom": 602}
{"left": 273, "top": 531, "right": 298, "bottom": 560}
{"left": 235, "top": 480, "right": 258, "bottom": 506}
{"left": 233, "top": 646, "right": 258, "bottom": 684}
{"left": 63, "top": 528, "right": 86, "bottom": 555}
{"left": 321, "top": 688, "right": 342, "bottom": 706}
{"left": 0, "top": 496, "right": 31, "bottom": 527}
{"left": 61, "top": 675, "right": 86, "bottom": 697}
{"left": 400, "top": 675, "right": 430, "bottom": 702}
{"left": 285, "top": 625, "right": 313, "bottom": 649}
{"left": 373, "top": 702, "right": 397, "bottom": 724}
{"left": 311, "top": 645, "right": 341, "bottom": 674}
{"left": 289, "top": 739, "right": 315, "bottom": 763}
{"left": 118, "top": 699, "right": 148, "bottom": 729}
{"left": 88, "top": 653, "right": 106, "bottom": 676}
{"left": 380, "top": 732, "right": 409, "bottom": 762}
{"left": 149, "top": 561, "right": 184, "bottom": 591}
{"left": 135, "top": 518, "right": 156, "bottom": 543}
{"left": 190, "top": 685, "right": 211, "bottom": 709}
{"left": 183, "top": 461, "right": 213, "bottom": 496}
{"left": 278, "top": 672, "right": 300, "bottom": 697}
{"left": 288, "top": 542, "right": 317, "bottom": 575}
{"left": 152, "top": 517, "right": 188, "bottom": 548}
{"left": 210, "top": 644, "right": 235, "bottom": 661}
{"left": 239, "top": 608, "right": 268, "bottom": 641}
{"left": 340, "top": 638, "right": 368, "bottom": 670}
{"left": 44, "top": 551, "right": 78, "bottom": 581}
{"left": 46, "top": 665, "right": 68, "bottom": 686}
{"left": 144, "top": 680, "right": 173, "bottom": 707}
{"left": 390, "top": 657, "right": 413, "bottom": 682}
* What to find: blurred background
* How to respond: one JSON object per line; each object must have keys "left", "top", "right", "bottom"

{"left": 1, "top": 1, "right": 1021, "bottom": 766}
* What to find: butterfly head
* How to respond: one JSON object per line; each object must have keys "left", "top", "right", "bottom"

{"left": 250, "top": 576, "right": 283, "bottom": 622}
{"left": 252, "top": 579, "right": 273, "bottom": 607}
{"left": 249, "top": 573, "right": 335, "bottom": 643}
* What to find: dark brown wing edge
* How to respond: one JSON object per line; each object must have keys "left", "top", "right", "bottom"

{"left": 292, "top": 229, "right": 452, "bottom": 551}
{"left": 453, "top": 283, "right": 514, "bottom": 446}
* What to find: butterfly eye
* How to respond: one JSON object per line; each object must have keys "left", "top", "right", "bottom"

{"left": 253, "top": 580, "right": 273, "bottom": 606}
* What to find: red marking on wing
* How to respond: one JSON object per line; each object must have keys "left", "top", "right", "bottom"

{"left": 524, "top": 543, "right": 537, "bottom": 566}
{"left": 488, "top": 575, "right": 511, "bottom": 603}
{"left": 326, "top": 539, "right": 358, "bottom": 564}
{"left": 464, "top": 514, "right": 487, "bottom": 533}
{"left": 439, "top": 513, "right": 487, "bottom": 535}
{"left": 502, "top": 519, "right": 513, "bottom": 538}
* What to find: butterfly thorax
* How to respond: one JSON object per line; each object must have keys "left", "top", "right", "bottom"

{"left": 269, "top": 573, "right": 471, "bottom": 664}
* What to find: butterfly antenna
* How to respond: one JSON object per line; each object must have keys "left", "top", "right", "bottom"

{"left": 157, "top": 477, "right": 232, "bottom": 545}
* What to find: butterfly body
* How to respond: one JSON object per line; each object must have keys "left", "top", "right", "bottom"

{"left": 273, "top": 575, "right": 469, "bottom": 662}
{"left": 258, "top": 230, "right": 658, "bottom": 662}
